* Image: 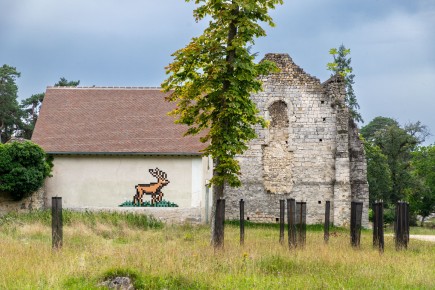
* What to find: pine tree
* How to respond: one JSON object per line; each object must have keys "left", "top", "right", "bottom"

{"left": 327, "top": 44, "right": 363, "bottom": 123}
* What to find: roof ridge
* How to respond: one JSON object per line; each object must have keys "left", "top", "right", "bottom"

{"left": 46, "top": 86, "right": 162, "bottom": 90}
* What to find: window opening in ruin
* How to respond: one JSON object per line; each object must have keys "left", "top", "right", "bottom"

{"left": 318, "top": 201, "right": 321, "bottom": 204}
{"left": 263, "top": 100, "right": 293, "bottom": 194}
{"left": 319, "top": 139, "right": 323, "bottom": 142}
{"left": 321, "top": 100, "right": 325, "bottom": 104}
{"left": 269, "top": 100, "right": 289, "bottom": 128}
{"left": 323, "top": 117, "right": 326, "bottom": 122}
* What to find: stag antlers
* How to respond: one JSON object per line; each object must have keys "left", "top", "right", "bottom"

{"left": 134, "top": 167, "right": 170, "bottom": 206}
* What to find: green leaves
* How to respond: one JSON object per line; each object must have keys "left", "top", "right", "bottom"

{"left": 162, "top": 0, "right": 281, "bottom": 187}
{"left": 0, "top": 141, "right": 53, "bottom": 200}
{"left": 327, "top": 44, "right": 362, "bottom": 123}
{"left": 362, "top": 137, "right": 392, "bottom": 205}
{"left": 361, "top": 116, "right": 431, "bottom": 216}
{"left": 54, "top": 77, "right": 80, "bottom": 87}
{"left": 409, "top": 145, "right": 435, "bottom": 221}
{"left": 0, "top": 64, "right": 21, "bottom": 143}
{"left": 328, "top": 48, "right": 338, "bottom": 55}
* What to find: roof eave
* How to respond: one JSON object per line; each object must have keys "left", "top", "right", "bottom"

{"left": 47, "top": 151, "right": 203, "bottom": 157}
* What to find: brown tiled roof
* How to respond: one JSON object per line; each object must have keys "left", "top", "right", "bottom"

{"left": 32, "top": 87, "right": 206, "bottom": 154}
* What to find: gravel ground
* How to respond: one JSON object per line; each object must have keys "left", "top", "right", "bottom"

{"left": 386, "top": 234, "right": 435, "bottom": 242}
{"left": 409, "top": 235, "right": 435, "bottom": 242}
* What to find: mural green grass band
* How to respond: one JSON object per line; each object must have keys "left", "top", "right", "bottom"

{"left": 119, "top": 199, "right": 179, "bottom": 208}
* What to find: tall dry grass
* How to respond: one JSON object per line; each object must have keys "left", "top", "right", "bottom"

{"left": 0, "top": 211, "right": 434, "bottom": 289}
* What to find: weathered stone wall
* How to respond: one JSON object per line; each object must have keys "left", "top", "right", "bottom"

{"left": 349, "top": 120, "right": 370, "bottom": 228}
{"left": 0, "top": 187, "right": 45, "bottom": 215}
{"left": 224, "top": 53, "right": 369, "bottom": 227}
{"left": 263, "top": 100, "right": 293, "bottom": 194}
{"left": 323, "top": 76, "right": 353, "bottom": 227}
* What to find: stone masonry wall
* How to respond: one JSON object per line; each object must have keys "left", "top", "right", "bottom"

{"left": 323, "top": 76, "right": 353, "bottom": 227}
{"left": 263, "top": 100, "right": 293, "bottom": 194}
{"left": 349, "top": 120, "right": 370, "bottom": 228}
{"left": 0, "top": 187, "right": 45, "bottom": 216}
{"left": 225, "top": 54, "right": 338, "bottom": 224}
{"left": 224, "top": 53, "right": 369, "bottom": 227}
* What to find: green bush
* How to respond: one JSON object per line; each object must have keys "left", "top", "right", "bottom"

{"left": 0, "top": 141, "right": 52, "bottom": 200}
{"left": 368, "top": 208, "right": 374, "bottom": 222}
{"left": 383, "top": 207, "right": 396, "bottom": 224}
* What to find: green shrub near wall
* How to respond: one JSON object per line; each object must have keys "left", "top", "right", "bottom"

{"left": 0, "top": 141, "right": 53, "bottom": 200}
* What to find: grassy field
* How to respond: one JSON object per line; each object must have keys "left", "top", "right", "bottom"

{"left": 0, "top": 211, "right": 434, "bottom": 289}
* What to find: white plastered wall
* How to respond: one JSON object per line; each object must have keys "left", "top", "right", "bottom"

{"left": 45, "top": 155, "right": 208, "bottom": 212}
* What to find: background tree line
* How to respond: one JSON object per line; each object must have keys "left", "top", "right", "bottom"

{"left": 0, "top": 64, "right": 79, "bottom": 143}
{"left": 361, "top": 116, "right": 435, "bottom": 225}
{"left": 0, "top": 64, "right": 68, "bottom": 200}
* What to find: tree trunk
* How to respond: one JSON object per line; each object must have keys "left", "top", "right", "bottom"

{"left": 210, "top": 158, "right": 225, "bottom": 246}
{"left": 210, "top": 3, "right": 239, "bottom": 248}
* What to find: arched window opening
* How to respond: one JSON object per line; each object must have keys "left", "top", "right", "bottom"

{"left": 268, "top": 101, "right": 289, "bottom": 128}
{"left": 263, "top": 100, "right": 293, "bottom": 194}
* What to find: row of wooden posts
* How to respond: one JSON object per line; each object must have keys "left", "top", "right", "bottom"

{"left": 373, "top": 200, "right": 410, "bottom": 251}
{"left": 214, "top": 198, "right": 309, "bottom": 249}
{"left": 50, "top": 197, "right": 410, "bottom": 251}
{"left": 213, "top": 198, "right": 410, "bottom": 251}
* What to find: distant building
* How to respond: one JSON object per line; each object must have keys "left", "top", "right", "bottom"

{"left": 32, "top": 87, "right": 212, "bottom": 223}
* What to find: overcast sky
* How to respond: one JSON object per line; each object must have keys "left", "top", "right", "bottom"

{"left": 1, "top": 0, "right": 434, "bottom": 144}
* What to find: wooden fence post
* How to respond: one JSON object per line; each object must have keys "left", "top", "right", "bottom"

{"left": 373, "top": 201, "right": 379, "bottom": 247}
{"left": 324, "top": 201, "right": 330, "bottom": 244}
{"left": 52, "top": 197, "right": 63, "bottom": 250}
{"left": 373, "top": 201, "right": 384, "bottom": 252}
{"left": 240, "top": 199, "right": 244, "bottom": 246}
{"left": 296, "top": 201, "right": 306, "bottom": 247}
{"left": 351, "top": 201, "right": 363, "bottom": 248}
{"left": 395, "top": 201, "right": 409, "bottom": 250}
{"left": 378, "top": 201, "right": 384, "bottom": 252}
{"left": 279, "top": 199, "right": 285, "bottom": 245}
{"left": 287, "top": 198, "right": 296, "bottom": 249}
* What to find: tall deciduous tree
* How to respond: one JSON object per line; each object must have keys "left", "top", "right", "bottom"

{"left": 0, "top": 65, "right": 21, "bottom": 143}
{"left": 327, "top": 44, "right": 362, "bottom": 123}
{"left": 360, "top": 116, "right": 398, "bottom": 142}
{"left": 361, "top": 116, "right": 429, "bottom": 205}
{"left": 162, "top": 0, "right": 282, "bottom": 246}
{"left": 362, "top": 138, "right": 392, "bottom": 205}
{"left": 20, "top": 77, "right": 80, "bottom": 139}
{"left": 410, "top": 145, "right": 435, "bottom": 225}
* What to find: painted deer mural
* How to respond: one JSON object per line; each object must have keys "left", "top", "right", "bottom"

{"left": 134, "top": 168, "right": 170, "bottom": 205}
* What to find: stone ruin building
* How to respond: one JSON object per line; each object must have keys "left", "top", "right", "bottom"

{"left": 224, "top": 53, "right": 369, "bottom": 227}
